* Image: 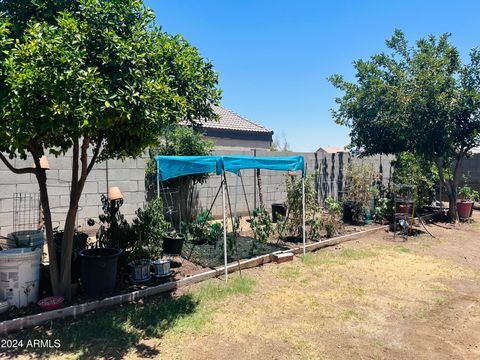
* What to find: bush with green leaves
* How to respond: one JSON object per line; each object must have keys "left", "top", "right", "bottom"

{"left": 250, "top": 205, "right": 273, "bottom": 243}
{"left": 280, "top": 173, "right": 318, "bottom": 238}
{"left": 324, "top": 197, "right": 342, "bottom": 238}
{"left": 344, "top": 163, "right": 376, "bottom": 223}
{"left": 132, "top": 198, "right": 169, "bottom": 259}
{"left": 146, "top": 126, "right": 215, "bottom": 222}
{"left": 373, "top": 197, "right": 392, "bottom": 223}
{"left": 89, "top": 195, "right": 134, "bottom": 252}
{"left": 458, "top": 185, "right": 479, "bottom": 202}
{"left": 391, "top": 152, "right": 438, "bottom": 207}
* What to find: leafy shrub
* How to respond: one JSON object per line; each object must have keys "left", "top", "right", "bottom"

{"left": 458, "top": 185, "right": 479, "bottom": 202}
{"left": 280, "top": 173, "right": 318, "bottom": 238}
{"left": 324, "top": 197, "right": 342, "bottom": 238}
{"left": 391, "top": 152, "right": 438, "bottom": 207}
{"left": 344, "top": 163, "right": 376, "bottom": 223}
{"left": 132, "top": 198, "right": 169, "bottom": 259}
{"left": 89, "top": 195, "right": 134, "bottom": 251}
{"left": 250, "top": 205, "right": 273, "bottom": 243}
{"left": 373, "top": 197, "right": 391, "bottom": 222}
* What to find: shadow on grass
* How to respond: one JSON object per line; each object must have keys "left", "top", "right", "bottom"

{"left": 3, "top": 293, "right": 198, "bottom": 359}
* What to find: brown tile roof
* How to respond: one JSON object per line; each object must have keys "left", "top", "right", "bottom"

{"left": 194, "top": 105, "right": 273, "bottom": 134}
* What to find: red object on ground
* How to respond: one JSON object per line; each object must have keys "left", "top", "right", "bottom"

{"left": 398, "top": 204, "right": 410, "bottom": 214}
{"left": 38, "top": 296, "right": 64, "bottom": 311}
{"left": 457, "top": 201, "right": 473, "bottom": 219}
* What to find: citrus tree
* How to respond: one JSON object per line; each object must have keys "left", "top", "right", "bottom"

{"left": 329, "top": 30, "right": 480, "bottom": 220}
{"left": 0, "top": 0, "right": 221, "bottom": 299}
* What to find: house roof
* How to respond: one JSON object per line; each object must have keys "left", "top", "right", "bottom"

{"left": 316, "top": 146, "right": 349, "bottom": 154}
{"left": 193, "top": 105, "right": 273, "bottom": 134}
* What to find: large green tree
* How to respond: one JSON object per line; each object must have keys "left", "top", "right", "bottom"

{"left": 0, "top": 0, "right": 221, "bottom": 299}
{"left": 329, "top": 30, "right": 480, "bottom": 220}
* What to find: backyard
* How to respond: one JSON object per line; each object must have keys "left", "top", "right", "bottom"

{"left": 4, "top": 212, "right": 480, "bottom": 359}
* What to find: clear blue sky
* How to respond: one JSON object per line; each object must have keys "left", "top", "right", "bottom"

{"left": 146, "top": 0, "right": 480, "bottom": 152}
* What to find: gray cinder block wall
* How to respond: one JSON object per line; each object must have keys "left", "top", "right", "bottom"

{"left": 0, "top": 148, "right": 397, "bottom": 235}
{"left": 187, "top": 150, "right": 394, "bottom": 218}
{"left": 0, "top": 150, "right": 148, "bottom": 236}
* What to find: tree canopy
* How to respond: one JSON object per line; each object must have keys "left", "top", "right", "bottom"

{"left": 0, "top": 0, "right": 221, "bottom": 298}
{"left": 329, "top": 30, "right": 480, "bottom": 219}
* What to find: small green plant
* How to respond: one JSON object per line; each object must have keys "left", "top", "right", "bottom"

{"left": 373, "top": 197, "right": 391, "bottom": 222}
{"left": 250, "top": 205, "right": 273, "bottom": 243}
{"left": 458, "top": 185, "right": 479, "bottom": 202}
{"left": 344, "top": 163, "right": 376, "bottom": 223}
{"left": 308, "top": 205, "right": 324, "bottom": 240}
{"left": 280, "top": 172, "right": 318, "bottom": 238}
{"left": 88, "top": 195, "right": 134, "bottom": 251}
{"left": 128, "top": 245, "right": 151, "bottom": 264}
{"left": 132, "top": 198, "right": 169, "bottom": 259}
{"left": 324, "top": 197, "right": 342, "bottom": 238}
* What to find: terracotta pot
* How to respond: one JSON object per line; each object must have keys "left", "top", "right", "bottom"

{"left": 398, "top": 204, "right": 410, "bottom": 214}
{"left": 457, "top": 201, "right": 473, "bottom": 219}
{"left": 108, "top": 186, "right": 123, "bottom": 201}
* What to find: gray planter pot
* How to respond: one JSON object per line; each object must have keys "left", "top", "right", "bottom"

{"left": 152, "top": 259, "right": 171, "bottom": 277}
{"left": 129, "top": 259, "right": 151, "bottom": 282}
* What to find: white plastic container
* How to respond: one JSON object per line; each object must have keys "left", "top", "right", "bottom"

{"left": 1, "top": 230, "right": 45, "bottom": 250}
{"left": 0, "top": 248, "right": 42, "bottom": 308}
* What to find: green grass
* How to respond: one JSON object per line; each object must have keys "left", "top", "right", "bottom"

{"left": 433, "top": 296, "right": 447, "bottom": 306}
{"left": 300, "top": 247, "right": 377, "bottom": 267}
{"left": 394, "top": 245, "right": 411, "bottom": 253}
{"left": 338, "top": 248, "right": 377, "bottom": 260}
{"left": 7, "top": 275, "right": 256, "bottom": 360}
{"left": 278, "top": 265, "right": 301, "bottom": 279}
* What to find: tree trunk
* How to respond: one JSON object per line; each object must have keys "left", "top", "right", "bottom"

{"left": 58, "top": 139, "right": 90, "bottom": 301}
{"left": 34, "top": 168, "right": 61, "bottom": 295}
{"left": 434, "top": 154, "right": 464, "bottom": 222}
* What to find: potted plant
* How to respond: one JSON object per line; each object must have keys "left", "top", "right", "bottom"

{"left": 82, "top": 195, "right": 130, "bottom": 298}
{"left": 457, "top": 185, "right": 478, "bottom": 219}
{"left": 130, "top": 198, "right": 170, "bottom": 277}
{"left": 128, "top": 246, "right": 151, "bottom": 282}
{"left": 162, "top": 230, "right": 185, "bottom": 255}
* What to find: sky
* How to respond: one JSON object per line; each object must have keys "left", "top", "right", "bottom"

{"left": 146, "top": 0, "right": 480, "bottom": 152}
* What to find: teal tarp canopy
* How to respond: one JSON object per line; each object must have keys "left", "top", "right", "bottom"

{"left": 222, "top": 156, "right": 305, "bottom": 175}
{"left": 155, "top": 156, "right": 223, "bottom": 181}
{"left": 155, "top": 155, "right": 305, "bottom": 180}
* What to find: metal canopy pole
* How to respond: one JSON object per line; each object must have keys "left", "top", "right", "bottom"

{"left": 302, "top": 175, "right": 306, "bottom": 256}
{"left": 156, "top": 159, "right": 160, "bottom": 199}
{"left": 222, "top": 178, "right": 228, "bottom": 281}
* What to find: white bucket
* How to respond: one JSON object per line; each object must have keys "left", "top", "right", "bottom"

{"left": 0, "top": 248, "right": 42, "bottom": 308}
{"left": 1, "top": 230, "right": 45, "bottom": 250}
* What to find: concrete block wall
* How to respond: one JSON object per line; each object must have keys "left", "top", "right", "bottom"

{"left": 0, "top": 147, "right": 395, "bottom": 235}
{"left": 184, "top": 149, "right": 394, "bottom": 218}
{"left": 0, "top": 151, "right": 147, "bottom": 236}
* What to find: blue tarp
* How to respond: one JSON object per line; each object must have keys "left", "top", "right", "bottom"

{"left": 222, "top": 156, "right": 305, "bottom": 175}
{"left": 155, "top": 156, "right": 223, "bottom": 181}
{"left": 155, "top": 155, "right": 305, "bottom": 181}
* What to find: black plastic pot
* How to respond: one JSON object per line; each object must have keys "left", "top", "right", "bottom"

{"left": 54, "top": 231, "right": 88, "bottom": 282}
{"left": 162, "top": 234, "right": 185, "bottom": 255}
{"left": 271, "top": 203, "right": 287, "bottom": 223}
{"left": 342, "top": 201, "right": 354, "bottom": 223}
{"left": 79, "top": 248, "right": 122, "bottom": 298}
